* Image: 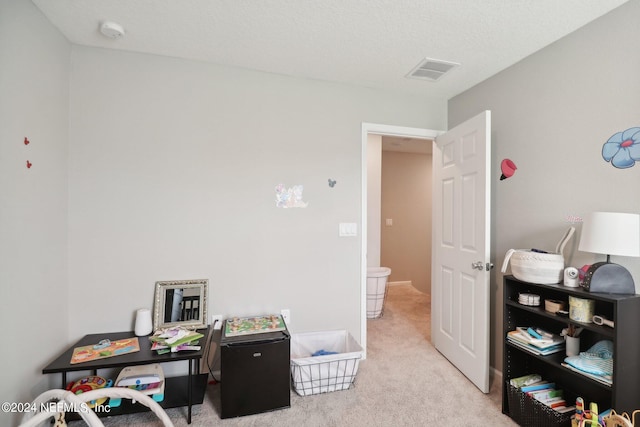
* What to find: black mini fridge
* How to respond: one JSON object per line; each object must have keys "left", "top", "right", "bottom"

{"left": 220, "top": 318, "right": 291, "bottom": 418}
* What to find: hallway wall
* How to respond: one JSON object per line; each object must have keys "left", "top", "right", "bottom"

{"left": 381, "top": 151, "right": 432, "bottom": 293}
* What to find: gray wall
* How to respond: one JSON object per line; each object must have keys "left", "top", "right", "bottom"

{"left": 66, "top": 47, "right": 445, "bottom": 343}
{"left": 449, "top": 0, "right": 640, "bottom": 372}
{"left": 0, "top": 1, "right": 70, "bottom": 426}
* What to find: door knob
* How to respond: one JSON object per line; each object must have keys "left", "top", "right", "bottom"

{"left": 472, "top": 261, "right": 484, "bottom": 270}
{"left": 472, "top": 262, "right": 494, "bottom": 271}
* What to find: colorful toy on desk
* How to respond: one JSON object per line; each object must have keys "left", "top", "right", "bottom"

{"left": 93, "top": 339, "right": 111, "bottom": 350}
{"left": 108, "top": 363, "right": 165, "bottom": 408}
{"left": 70, "top": 337, "right": 140, "bottom": 364}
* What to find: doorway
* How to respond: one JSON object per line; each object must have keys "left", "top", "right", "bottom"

{"left": 363, "top": 112, "right": 492, "bottom": 391}
{"left": 360, "top": 123, "right": 442, "bottom": 356}
{"left": 379, "top": 136, "right": 432, "bottom": 295}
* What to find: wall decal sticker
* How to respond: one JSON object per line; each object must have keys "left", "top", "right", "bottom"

{"left": 275, "top": 183, "right": 308, "bottom": 208}
{"left": 26, "top": 160, "right": 32, "bottom": 169}
{"left": 602, "top": 127, "right": 640, "bottom": 169}
{"left": 565, "top": 215, "right": 583, "bottom": 224}
{"left": 24, "top": 137, "right": 30, "bottom": 145}
{"left": 328, "top": 179, "right": 336, "bottom": 188}
{"left": 500, "top": 158, "right": 517, "bottom": 180}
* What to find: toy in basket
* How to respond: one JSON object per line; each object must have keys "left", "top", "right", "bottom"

{"left": 603, "top": 409, "right": 640, "bottom": 427}
{"left": 502, "top": 227, "right": 575, "bottom": 284}
{"left": 109, "top": 363, "right": 165, "bottom": 407}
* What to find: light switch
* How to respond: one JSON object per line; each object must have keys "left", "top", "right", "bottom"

{"left": 386, "top": 218, "right": 393, "bottom": 226}
{"left": 339, "top": 223, "right": 358, "bottom": 237}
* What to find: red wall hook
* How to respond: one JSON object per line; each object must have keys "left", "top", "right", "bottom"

{"left": 24, "top": 137, "right": 30, "bottom": 145}
{"left": 26, "top": 160, "right": 32, "bottom": 169}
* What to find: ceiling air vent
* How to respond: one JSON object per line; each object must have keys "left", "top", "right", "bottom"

{"left": 406, "top": 58, "right": 459, "bottom": 82}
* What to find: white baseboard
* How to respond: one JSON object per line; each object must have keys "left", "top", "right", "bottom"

{"left": 388, "top": 281, "right": 412, "bottom": 287}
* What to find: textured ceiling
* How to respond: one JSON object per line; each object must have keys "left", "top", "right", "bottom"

{"left": 32, "top": 0, "right": 628, "bottom": 100}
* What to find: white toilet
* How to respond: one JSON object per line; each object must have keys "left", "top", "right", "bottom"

{"left": 366, "top": 267, "right": 391, "bottom": 319}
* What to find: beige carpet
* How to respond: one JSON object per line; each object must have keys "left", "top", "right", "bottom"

{"left": 97, "top": 284, "right": 516, "bottom": 426}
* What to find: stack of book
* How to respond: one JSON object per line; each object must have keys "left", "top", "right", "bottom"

{"left": 510, "top": 374, "right": 575, "bottom": 414}
{"left": 507, "top": 327, "right": 564, "bottom": 356}
{"left": 149, "top": 326, "right": 204, "bottom": 355}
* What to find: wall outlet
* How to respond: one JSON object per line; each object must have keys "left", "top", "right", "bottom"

{"left": 281, "top": 309, "right": 290, "bottom": 326}
{"left": 211, "top": 314, "right": 223, "bottom": 330}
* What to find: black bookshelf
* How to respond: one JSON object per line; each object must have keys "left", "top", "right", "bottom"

{"left": 502, "top": 275, "right": 640, "bottom": 421}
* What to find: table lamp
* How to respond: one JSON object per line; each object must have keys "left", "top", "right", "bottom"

{"left": 578, "top": 211, "right": 639, "bottom": 294}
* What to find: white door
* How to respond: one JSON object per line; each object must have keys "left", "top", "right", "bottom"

{"left": 431, "top": 111, "right": 491, "bottom": 393}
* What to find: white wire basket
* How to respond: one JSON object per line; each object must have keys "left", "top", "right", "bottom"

{"left": 290, "top": 330, "right": 363, "bottom": 396}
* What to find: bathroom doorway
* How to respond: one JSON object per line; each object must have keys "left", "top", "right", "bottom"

{"left": 361, "top": 123, "right": 441, "bottom": 354}
{"left": 380, "top": 136, "right": 432, "bottom": 295}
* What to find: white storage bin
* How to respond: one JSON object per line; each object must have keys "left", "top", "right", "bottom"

{"left": 367, "top": 267, "right": 391, "bottom": 318}
{"left": 290, "top": 330, "right": 363, "bottom": 396}
{"left": 501, "top": 227, "right": 575, "bottom": 285}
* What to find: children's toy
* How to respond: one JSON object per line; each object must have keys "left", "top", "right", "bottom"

{"left": 603, "top": 409, "right": 640, "bottom": 427}
{"left": 70, "top": 337, "right": 140, "bottom": 364}
{"left": 573, "top": 400, "right": 619, "bottom": 427}
{"left": 66, "top": 375, "right": 113, "bottom": 408}
{"left": 224, "top": 314, "right": 286, "bottom": 337}
{"left": 108, "top": 363, "right": 165, "bottom": 408}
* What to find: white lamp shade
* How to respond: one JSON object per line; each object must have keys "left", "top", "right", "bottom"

{"left": 579, "top": 212, "right": 640, "bottom": 257}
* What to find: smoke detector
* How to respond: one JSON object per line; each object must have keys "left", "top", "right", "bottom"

{"left": 100, "top": 21, "right": 125, "bottom": 39}
{"left": 406, "top": 58, "right": 459, "bottom": 82}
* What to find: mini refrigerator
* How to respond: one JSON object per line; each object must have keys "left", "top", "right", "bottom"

{"left": 220, "top": 318, "right": 291, "bottom": 418}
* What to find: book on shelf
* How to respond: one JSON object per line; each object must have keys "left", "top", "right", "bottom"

{"left": 148, "top": 327, "right": 204, "bottom": 354}
{"left": 507, "top": 333, "right": 564, "bottom": 356}
{"left": 510, "top": 373, "right": 542, "bottom": 388}
{"left": 530, "top": 388, "right": 563, "bottom": 403}
{"left": 546, "top": 399, "right": 568, "bottom": 409}
{"left": 521, "top": 381, "right": 555, "bottom": 393}
{"left": 511, "top": 327, "right": 564, "bottom": 349}
{"left": 150, "top": 341, "right": 202, "bottom": 354}
{"left": 509, "top": 374, "right": 575, "bottom": 414}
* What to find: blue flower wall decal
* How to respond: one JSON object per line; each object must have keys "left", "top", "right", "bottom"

{"left": 602, "top": 127, "right": 640, "bottom": 168}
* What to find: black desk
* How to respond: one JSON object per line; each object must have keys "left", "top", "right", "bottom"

{"left": 42, "top": 329, "right": 209, "bottom": 424}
